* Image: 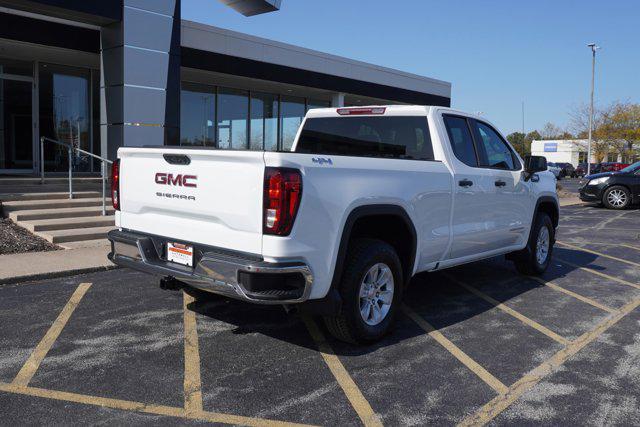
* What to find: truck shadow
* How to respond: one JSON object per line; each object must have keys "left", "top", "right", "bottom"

{"left": 188, "top": 247, "right": 598, "bottom": 356}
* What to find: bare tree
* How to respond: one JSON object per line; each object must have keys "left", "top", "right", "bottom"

{"left": 540, "top": 122, "right": 563, "bottom": 140}
{"left": 568, "top": 102, "right": 604, "bottom": 139}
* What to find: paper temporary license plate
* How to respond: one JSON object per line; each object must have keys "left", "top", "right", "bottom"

{"left": 167, "top": 242, "right": 193, "bottom": 267}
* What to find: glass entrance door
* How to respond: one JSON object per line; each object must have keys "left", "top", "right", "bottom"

{"left": 0, "top": 77, "right": 34, "bottom": 172}
{"left": 39, "top": 63, "right": 91, "bottom": 173}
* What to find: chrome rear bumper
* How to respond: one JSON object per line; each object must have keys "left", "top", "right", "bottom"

{"left": 107, "top": 229, "right": 313, "bottom": 304}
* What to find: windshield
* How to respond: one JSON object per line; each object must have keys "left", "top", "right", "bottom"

{"left": 620, "top": 161, "right": 640, "bottom": 173}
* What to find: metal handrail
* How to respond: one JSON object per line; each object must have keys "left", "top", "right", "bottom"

{"left": 40, "top": 136, "right": 113, "bottom": 216}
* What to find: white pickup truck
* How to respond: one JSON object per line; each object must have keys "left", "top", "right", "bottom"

{"left": 108, "top": 105, "right": 558, "bottom": 344}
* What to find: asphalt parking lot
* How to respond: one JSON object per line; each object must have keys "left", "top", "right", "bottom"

{"left": 1, "top": 203, "right": 639, "bottom": 426}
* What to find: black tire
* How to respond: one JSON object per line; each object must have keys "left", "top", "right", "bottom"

{"left": 513, "top": 212, "right": 554, "bottom": 276}
{"left": 323, "top": 238, "right": 403, "bottom": 344}
{"left": 602, "top": 185, "right": 631, "bottom": 210}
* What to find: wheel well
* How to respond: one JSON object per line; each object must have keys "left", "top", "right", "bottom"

{"left": 348, "top": 214, "right": 415, "bottom": 283}
{"left": 537, "top": 200, "right": 559, "bottom": 229}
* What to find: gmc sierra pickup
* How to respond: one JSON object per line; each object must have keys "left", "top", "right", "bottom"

{"left": 107, "top": 105, "right": 558, "bottom": 344}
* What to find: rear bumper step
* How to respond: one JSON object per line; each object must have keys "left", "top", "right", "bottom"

{"left": 107, "top": 229, "right": 313, "bottom": 304}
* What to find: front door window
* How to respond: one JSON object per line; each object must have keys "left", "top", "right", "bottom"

{"left": 473, "top": 121, "right": 520, "bottom": 170}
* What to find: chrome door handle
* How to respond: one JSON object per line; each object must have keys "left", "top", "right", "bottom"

{"left": 458, "top": 179, "right": 473, "bottom": 187}
{"left": 495, "top": 180, "right": 506, "bottom": 187}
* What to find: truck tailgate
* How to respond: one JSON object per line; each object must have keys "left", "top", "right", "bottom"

{"left": 117, "top": 148, "right": 264, "bottom": 255}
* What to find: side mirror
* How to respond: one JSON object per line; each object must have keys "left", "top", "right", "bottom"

{"left": 525, "top": 155, "right": 547, "bottom": 174}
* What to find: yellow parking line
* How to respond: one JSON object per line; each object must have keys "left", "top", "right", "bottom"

{"left": 458, "top": 294, "right": 640, "bottom": 427}
{"left": 403, "top": 305, "right": 508, "bottom": 395}
{"left": 555, "top": 257, "right": 640, "bottom": 290}
{"left": 557, "top": 241, "right": 640, "bottom": 268}
{"left": 12, "top": 283, "right": 92, "bottom": 386}
{"left": 620, "top": 243, "right": 640, "bottom": 252}
{"left": 302, "top": 316, "right": 383, "bottom": 427}
{"left": 183, "top": 292, "right": 203, "bottom": 414}
{"left": 443, "top": 274, "right": 570, "bottom": 346}
{"left": 527, "top": 276, "right": 616, "bottom": 314}
{"left": 0, "top": 382, "right": 313, "bottom": 427}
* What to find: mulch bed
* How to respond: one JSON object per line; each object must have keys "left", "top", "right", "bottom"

{"left": 0, "top": 218, "right": 60, "bottom": 255}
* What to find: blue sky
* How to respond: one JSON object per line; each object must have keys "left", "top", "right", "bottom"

{"left": 182, "top": 0, "right": 640, "bottom": 135}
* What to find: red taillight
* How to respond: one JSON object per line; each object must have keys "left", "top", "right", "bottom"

{"left": 111, "top": 159, "right": 120, "bottom": 211}
{"left": 337, "top": 107, "right": 386, "bottom": 115}
{"left": 263, "top": 167, "right": 302, "bottom": 236}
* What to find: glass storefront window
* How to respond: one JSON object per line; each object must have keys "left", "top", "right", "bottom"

{"left": 307, "top": 98, "right": 331, "bottom": 112}
{"left": 179, "top": 84, "right": 332, "bottom": 153}
{"left": 217, "top": 87, "right": 249, "bottom": 150}
{"left": 0, "top": 57, "right": 33, "bottom": 76}
{"left": 180, "top": 82, "right": 215, "bottom": 146}
{"left": 280, "top": 95, "right": 305, "bottom": 151}
{"left": 39, "top": 63, "right": 91, "bottom": 172}
{"left": 0, "top": 79, "right": 33, "bottom": 170}
{"left": 250, "top": 92, "right": 278, "bottom": 151}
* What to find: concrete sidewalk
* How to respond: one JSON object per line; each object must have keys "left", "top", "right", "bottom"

{"left": 0, "top": 243, "right": 115, "bottom": 284}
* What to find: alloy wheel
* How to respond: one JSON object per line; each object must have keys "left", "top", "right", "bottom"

{"left": 607, "top": 189, "right": 627, "bottom": 208}
{"left": 358, "top": 263, "right": 394, "bottom": 326}
{"left": 536, "top": 226, "right": 550, "bottom": 265}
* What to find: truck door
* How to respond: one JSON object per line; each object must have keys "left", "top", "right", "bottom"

{"left": 469, "top": 119, "right": 531, "bottom": 249}
{"left": 443, "top": 114, "right": 504, "bottom": 258}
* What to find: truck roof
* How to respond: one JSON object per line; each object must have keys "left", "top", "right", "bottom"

{"left": 305, "top": 105, "right": 478, "bottom": 119}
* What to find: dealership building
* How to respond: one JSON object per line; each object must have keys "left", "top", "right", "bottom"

{"left": 0, "top": 0, "right": 451, "bottom": 175}
{"left": 531, "top": 139, "right": 635, "bottom": 166}
{"left": 530, "top": 140, "right": 590, "bottom": 166}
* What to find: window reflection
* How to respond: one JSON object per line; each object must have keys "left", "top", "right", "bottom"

{"left": 180, "top": 82, "right": 215, "bottom": 146}
{"left": 179, "top": 84, "right": 334, "bottom": 152}
{"left": 250, "top": 92, "right": 278, "bottom": 151}
{"left": 307, "top": 98, "right": 331, "bottom": 112}
{"left": 217, "top": 87, "right": 248, "bottom": 149}
{"left": 0, "top": 57, "right": 33, "bottom": 76}
{"left": 39, "top": 63, "right": 91, "bottom": 172}
{"left": 0, "top": 79, "right": 33, "bottom": 170}
{"left": 280, "top": 95, "right": 305, "bottom": 151}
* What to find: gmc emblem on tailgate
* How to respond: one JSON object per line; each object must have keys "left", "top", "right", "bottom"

{"left": 155, "top": 173, "right": 197, "bottom": 188}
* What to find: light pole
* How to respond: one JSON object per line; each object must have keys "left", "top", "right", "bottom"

{"left": 587, "top": 43, "right": 599, "bottom": 176}
{"left": 522, "top": 101, "right": 525, "bottom": 155}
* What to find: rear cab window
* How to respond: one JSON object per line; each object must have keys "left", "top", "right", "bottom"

{"left": 295, "top": 116, "right": 434, "bottom": 161}
{"left": 442, "top": 115, "right": 478, "bottom": 167}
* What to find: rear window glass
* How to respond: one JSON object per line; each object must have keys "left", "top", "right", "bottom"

{"left": 443, "top": 115, "right": 477, "bottom": 167}
{"left": 295, "top": 116, "right": 434, "bottom": 161}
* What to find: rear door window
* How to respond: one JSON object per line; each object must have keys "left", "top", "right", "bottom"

{"left": 443, "top": 115, "right": 478, "bottom": 167}
{"left": 295, "top": 116, "right": 434, "bottom": 160}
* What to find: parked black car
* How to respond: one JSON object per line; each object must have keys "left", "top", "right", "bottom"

{"left": 579, "top": 161, "right": 640, "bottom": 209}
{"left": 557, "top": 163, "right": 576, "bottom": 178}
